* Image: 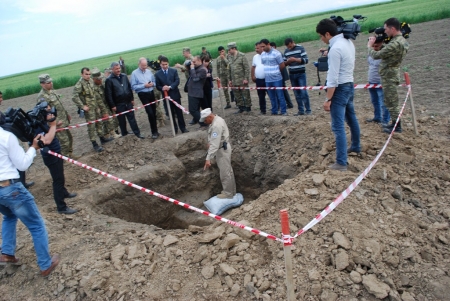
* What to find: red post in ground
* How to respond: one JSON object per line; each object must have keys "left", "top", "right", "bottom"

{"left": 280, "top": 209, "right": 295, "bottom": 301}
{"left": 216, "top": 78, "right": 225, "bottom": 116}
{"left": 404, "top": 72, "right": 418, "bottom": 135}
{"left": 164, "top": 90, "right": 176, "bottom": 137}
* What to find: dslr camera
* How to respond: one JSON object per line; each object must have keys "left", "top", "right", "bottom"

{"left": 0, "top": 101, "right": 56, "bottom": 147}
{"left": 369, "top": 22, "right": 411, "bottom": 44}
{"left": 330, "top": 14, "right": 366, "bottom": 40}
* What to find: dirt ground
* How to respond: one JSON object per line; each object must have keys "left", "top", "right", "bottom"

{"left": 0, "top": 19, "right": 449, "bottom": 301}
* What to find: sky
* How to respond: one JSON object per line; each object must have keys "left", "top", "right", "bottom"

{"left": 0, "top": 0, "right": 387, "bottom": 77}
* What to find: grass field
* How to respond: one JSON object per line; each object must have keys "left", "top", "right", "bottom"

{"left": 1, "top": 0, "right": 449, "bottom": 99}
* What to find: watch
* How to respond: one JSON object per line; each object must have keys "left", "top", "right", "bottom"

{"left": 325, "top": 97, "right": 331, "bottom": 102}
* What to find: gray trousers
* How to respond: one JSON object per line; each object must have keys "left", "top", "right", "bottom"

{"left": 216, "top": 144, "right": 236, "bottom": 198}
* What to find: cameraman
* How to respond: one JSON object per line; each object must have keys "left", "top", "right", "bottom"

{"left": 316, "top": 18, "right": 361, "bottom": 172}
{"left": 368, "top": 18, "right": 409, "bottom": 133}
{"left": 0, "top": 113, "right": 60, "bottom": 276}
{"left": 34, "top": 104, "right": 78, "bottom": 214}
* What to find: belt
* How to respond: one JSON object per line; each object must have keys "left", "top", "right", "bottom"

{"left": 338, "top": 82, "right": 353, "bottom": 86}
{"left": 0, "top": 179, "right": 21, "bottom": 188}
{"left": 288, "top": 70, "right": 305, "bottom": 74}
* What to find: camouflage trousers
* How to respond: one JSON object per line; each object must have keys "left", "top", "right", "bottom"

{"left": 98, "top": 100, "right": 119, "bottom": 136}
{"left": 84, "top": 103, "right": 104, "bottom": 141}
{"left": 234, "top": 84, "right": 251, "bottom": 108}
{"left": 218, "top": 76, "right": 230, "bottom": 105}
{"left": 56, "top": 130, "right": 73, "bottom": 157}
{"left": 381, "top": 78, "right": 400, "bottom": 122}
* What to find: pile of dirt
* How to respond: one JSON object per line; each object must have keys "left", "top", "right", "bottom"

{"left": 0, "top": 20, "right": 449, "bottom": 301}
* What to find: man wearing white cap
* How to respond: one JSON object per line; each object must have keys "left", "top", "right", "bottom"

{"left": 201, "top": 108, "right": 236, "bottom": 198}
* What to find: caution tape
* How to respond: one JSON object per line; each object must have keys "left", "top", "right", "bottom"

{"left": 165, "top": 97, "right": 190, "bottom": 114}
{"left": 47, "top": 150, "right": 282, "bottom": 243}
{"left": 225, "top": 83, "right": 408, "bottom": 91}
{"left": 293, "top": 86, "right": 411, "bottom": 239}
{"left": 56, "top": 98, "right": 164, "bottom": 132}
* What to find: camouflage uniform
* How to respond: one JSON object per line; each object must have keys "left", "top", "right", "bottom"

{"left": 72, "top": 77, "right": 104, "bottom": 142}
{"left": 228, "top": 49, "right": 251, "bottom": 109}
{"left": 92, "top": 77, "right": 117, "bottom": 136}
{"left": 216, "top": 55, "right": 231, "bottom": 105}
{"left": 369, "top": 33, "right": 409, "bottom": 121}
{"left": 37, "top": 87, "right": 73, "bottom": 157}
{"left": 180, "top": 48, "right": 194, "bottom": 81}
{"left": 150, "top": 68, "right": 166, "bottom": 127}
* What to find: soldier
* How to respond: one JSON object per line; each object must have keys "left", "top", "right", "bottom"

{"left": 37, "top": 74, "right": 74, "bottom": 157}
{"left": 91, "top": 68, "right": 120, "bottom": 139}
{"left": 175, "top": 47, "right": 194, "bottom": 81}
{"left": 104, "top": 68, "right": 111, "bottom": 78}
{"left": 72, "top": 67, "right": 113, "bottom": 152}
{"left": 215, "top": 46, "right": 231, "bottom": 109}
{"left": 227, "top": 42, "right": 251, "bottom": 113}
{"left": 368, "top": 17, "right": 409, "bottom": 133}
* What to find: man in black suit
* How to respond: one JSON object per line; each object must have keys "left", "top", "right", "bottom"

{"left": 155, "top": 56, "right": 189, "bottom": 134}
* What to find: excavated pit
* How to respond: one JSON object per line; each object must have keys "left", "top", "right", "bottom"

{"left": 93, "top": 124, "right": 303, "bottom": 230}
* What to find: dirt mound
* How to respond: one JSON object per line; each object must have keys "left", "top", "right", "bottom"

{"left": 1, "top": 20, "right": 449, "bottom": 300}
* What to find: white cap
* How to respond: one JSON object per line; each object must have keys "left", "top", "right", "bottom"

{"left": 199, "top": 108, "right": 212, "bottom": 122}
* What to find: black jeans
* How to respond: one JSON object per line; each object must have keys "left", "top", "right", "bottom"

{"left": 138, "top": 91, "right": 158, "bottom": 134}
{"left": 115, "top": 102, "right": 140, "bottom": 136}
{"left": 255, "top": 78, "right": 268, "bottom": 113}
{"left": 168, "top": 98, "right": 187, "bottom": 131}
{"left": 188, "top": 95, "right": 202, "bottom": 123}
{"left": 43, "top": 157, "right": 68, "bottom": 211}
{"left": 202, "top": 85, "right": 212, "bottom": 110}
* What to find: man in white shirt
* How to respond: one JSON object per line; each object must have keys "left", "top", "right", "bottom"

{"left": 251, "top": 42, "right": 268, "bottom": 115}
{"left": 0, "top": 113, "right": 59, "bottom": 276}
{"left": 316, "top": 18, "right": 361, "bottom": 171}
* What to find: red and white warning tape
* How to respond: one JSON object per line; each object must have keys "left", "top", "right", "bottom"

{"left": 47, "top": 150, "right": 282, "bottom": 243}
{"left": 225, "top": 83, "right": 407, "bottom": 91}
{"left": 56, "top": 98, "right": 164, "bottom": 132}
{"left": 166, "top": 97, "right": 190, "bottom": 114}
{"left": 293, "top": 86, "right": 411, "bottom": 238}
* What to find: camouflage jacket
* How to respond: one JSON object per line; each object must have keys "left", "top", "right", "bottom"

{"left": 228, "top": 51, "right": 250, "bottom": 84}
{"left": 215, "top": 55, "right": 229, "bottom": 79}
{"left": 92, "top": 80, "right": 109, "bottom": 113}
{"left": 37, "top": 89, "right": 70, "bottom": 127}
{"left": 72, "top": 77, "right": 96, "bottom": 109}
{"left": 369, "top": 33, "right": 409, "bottom": 81}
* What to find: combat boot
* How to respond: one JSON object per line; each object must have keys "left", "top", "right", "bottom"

{"left": 383, "top": 120, "right": 402, "bottom": 133}
{"left": 100, "top": 136, "right": 114, "bottom": 144}
{"left": 92, "top": 141, "right": 104, "bottom": 152}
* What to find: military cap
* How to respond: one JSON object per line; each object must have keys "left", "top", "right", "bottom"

{"left": 91, "top": 67, "right": 102, "bottom": 79}
{"left": 227, "top": 42, "right": 237, "bottom": 50}
{"left": 182, "top": 47, "right": 190, "bottom": 52}
{"left": 38, "top": 74, "right": 52, "bottom": 83}
{"left": 104, "top": 68, "right": 111, "bottom": 73}
{"left": 202, "top": 46, "right": 206, "bottom": 50}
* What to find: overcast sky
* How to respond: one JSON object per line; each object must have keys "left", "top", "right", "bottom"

{"left": 0, "top": 0, "right": 386, "bottom": 77}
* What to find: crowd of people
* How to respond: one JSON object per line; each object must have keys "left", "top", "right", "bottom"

{"left": 0, "top": 16, "right": 408, "bottom": 277}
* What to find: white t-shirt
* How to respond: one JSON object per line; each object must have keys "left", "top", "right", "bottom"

{"left": 252, "top": 54, "right": 265, "bottom": 79}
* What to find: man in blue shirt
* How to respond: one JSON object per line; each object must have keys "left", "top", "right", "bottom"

{"left": 316, "top": 19, "right": 361, "bottom": 171}
{"left": 260, "top": 39, "right": 287, "bottom": 115}
{"left": 131, "top": 58, "right": 159, "bottom": 139}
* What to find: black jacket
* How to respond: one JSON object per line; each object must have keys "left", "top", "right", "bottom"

{"left": 187, "top": 65, "right": 207, "bottom": 98}
{"left": 154, "top": 67, "right": 182, "bottom": 100}
{"left": 105, "top": 73, "right": 134, "bottom": 108}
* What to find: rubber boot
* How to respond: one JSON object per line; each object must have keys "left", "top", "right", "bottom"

{"left": 92, "top": 141, "right": 104, "bottom": 152}
{"left": 383, "top": 120, "right": 402, "bottom": 133}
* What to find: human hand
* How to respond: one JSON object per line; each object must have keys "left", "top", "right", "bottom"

{"left": 68, "top": 115, "right": 71, "bottom": 121}
{"left": 83, "top": 105, "right": 89, "bottom": 112}
{"left": 251, "top": 76, "right": 256, "bottom": 83}
{"left": 56, "top": 120, "right": 63, "bottom": 127}
{"left": 323, "top": 100, "right": 331, "bottom": 111}
{"left": 243, "top": 79, "right": 248, "bottom": 85}
{"left": 112, "top": 107, "right": 117, "bottom": 112}
{"left": 204, "top": 160, "right": 211, "bottom": 170}
{"left": 367, "top": 37, "right": 376, "bottom": 48}
{"left": 32, "top": 134, "right": 42, "bottom": 150}
{"left": 103, "top": 114, "right": 109, "bottom": 119}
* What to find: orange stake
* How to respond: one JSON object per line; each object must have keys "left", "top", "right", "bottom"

{"left": 403, "top": 72, "right": 418, "bottom": 135}
{"left": 280, "top": 209, "right": 295, "bottom": 301}
{"left": 164, "top": 91, "right": 176, "bottom": 137}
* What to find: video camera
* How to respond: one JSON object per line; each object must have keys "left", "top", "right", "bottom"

{"left": 147, "top": 59, "right": 161, "bottom": 71}
{"left": 330, "top": 14, "right": 366, "bottom": 40}
{"left": 0, "top": 101, "right": 56, "bottom": 147}
{"left": 369, "top": 22, "right": 411, "bottom": 44}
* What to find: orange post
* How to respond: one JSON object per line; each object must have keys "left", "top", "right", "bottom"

{"left": 280, "top": 209, "right": 295, "bottom": 301}
{"left": 404, "top": 72, "right": 418, "bottom": 135}
{"left": 216, "top": 78, "right": 225, "bottom": 116}
{"left": 164, "top": 91, "right": 176, "bottom": 137}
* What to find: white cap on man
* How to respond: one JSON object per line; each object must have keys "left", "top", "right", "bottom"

{"left": 199, "top": 108, "right": 212, "bottom": 122}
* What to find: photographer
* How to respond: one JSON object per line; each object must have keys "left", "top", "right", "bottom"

{"left": 368, "top": 18, "right": 409, "bottom": 133}
{"left": 34, "top": 104, "right": 78, "bottom": 214}
{"left": 0, "top": 112, "right": 60, "bottom": 276}
{"left": 316, "top": 18, "right": 361, "bottom": 172}
{"left": 187, "top": 56, "right": 208, "bottom": 127}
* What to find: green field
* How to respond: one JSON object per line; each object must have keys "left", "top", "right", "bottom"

{"left": 1, "top": 0, "right": 449, "bottom": 99}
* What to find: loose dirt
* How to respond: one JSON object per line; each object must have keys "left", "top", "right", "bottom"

{"left": 0, "top": 19, "right": 449, "bottom": 301}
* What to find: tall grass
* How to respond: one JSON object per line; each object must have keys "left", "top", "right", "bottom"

{"left": 1, "top": 0, "right": 449, "bottom": 100}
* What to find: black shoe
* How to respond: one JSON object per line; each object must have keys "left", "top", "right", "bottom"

{"left": 65, "top": 192, "right": 77, "bottom": 198}
{"left": 58, "top": 207, "right": 78, "bottom": 215}
{"left": 100, "top": 136, "right": 114, "bottom": 144}
{"left": 136, "top": 134, "right": 145, "bottom": 139}
{"left": 181, "top": 129, "right": 189, "bottom": 133}
{"left": 92, "top": 141, "right": 103, "bottom": 152}
{"left": 151, "top": 133, "right": 160, "bottom": 139}
{"left": 246, "top": 107, "right": 251, "bottom": 112}
{"left": 175, "top": 128, "right": 179, "bottom": 134}
{"left": 366, "top": 118, "right": 381, "bottom": 123}
{"left": 188, "top": 120, "right": 197, "bottom": 125}
{"left": 287, "top": 105, "right": 294, "bottom": 109}
{"left": 224, "top": 104, "right": 231, "bottom": 109}
{"left": 383, "top": 121, "right": 402, "bottom": 133}
{"left": 24, "top": 182, "right": 35, "bottom": 189}
{"left": 234, "top": 109, "right": 244, "bottom": 114}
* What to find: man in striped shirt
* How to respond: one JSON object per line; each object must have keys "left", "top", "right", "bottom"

{"left": 260, "top": 39, "right": 287, "bottom": 116}
{"left": 284, "top": 38, "right": 311, "bottom": 115}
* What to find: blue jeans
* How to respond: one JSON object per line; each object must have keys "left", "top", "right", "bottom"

{"left": 266, "top": 80, "right": 287, "bottom": 114}
{"left": 290, "top": 73, "right": 311, "bottom": 113}
{"left": 0, "top": 182, "right": 52, "bottom": 270}
{"left": 368, "top": 84, "right": 390, "bottom": 124}
{"left": 330, "top": 83, "right": 361, "bottom": 165}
